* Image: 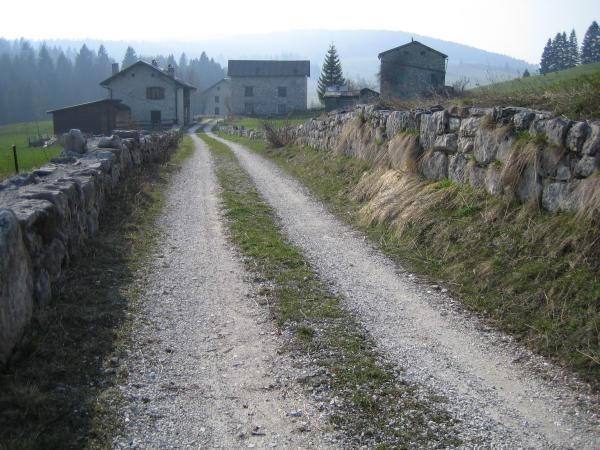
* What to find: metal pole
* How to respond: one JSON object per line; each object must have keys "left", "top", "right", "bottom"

{"left": 12, "top": 145, "right": 19, "bottom": 174}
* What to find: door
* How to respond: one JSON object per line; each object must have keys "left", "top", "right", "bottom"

{"left": 151, "top": 110, "right": 161, "bottom": 125}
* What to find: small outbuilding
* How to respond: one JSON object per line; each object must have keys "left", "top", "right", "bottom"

{"left": 48, "top": 99, "right": 131, "bottom": 135}
{"left": 323, "top": 86, "right": 379, "bottom": 111}
{"left": 378, "top": 40, "right": 447, "bottom": 99}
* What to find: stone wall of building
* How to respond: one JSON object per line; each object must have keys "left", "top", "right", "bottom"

{"left": 219, "top": 104, "right": 600, "bottom": 215}
{"left": 0, "top": 129, "right": 180, "bottom": 363}
{"left": 230, "top": 75, "right": 307, "bottom": 116}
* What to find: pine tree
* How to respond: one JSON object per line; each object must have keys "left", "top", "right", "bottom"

{"left": 568, "top": 29, "right": 579, "bottom": 68}
{"left": 122, "top": 46, "right": 138, "bottom": 69}
{"left": 540, "top": 38, "right": 553, "bottom": 74}
{"left": 581, "top": 21, "right": 600, "bottom": 64}
{"left": 522, "top": 69, "right": 531, "bottom": 78}
{"left": 317, "top": 43, "right": 345, "bottom": 101}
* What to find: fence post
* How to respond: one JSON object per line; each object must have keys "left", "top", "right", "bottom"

{"left": 12, "top": 145, "right": 19, "bottom": 174}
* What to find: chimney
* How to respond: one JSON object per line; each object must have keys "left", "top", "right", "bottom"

{"left": 167, "top": 64, "right": 175, "bottom": 78}
{"left": 112, "top": 63, "right": 119, "bottom": 75}
{"left": 151, "top": 59, "right": 158, "bottom": 67}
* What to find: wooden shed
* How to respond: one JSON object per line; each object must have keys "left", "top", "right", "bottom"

{"left": 48, "top": 99, "right": 131, "bottom": 136}
{"left": 323, "top": 87, "right": 379, "bottom": 111}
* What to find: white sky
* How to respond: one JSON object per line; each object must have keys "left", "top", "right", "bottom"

{"left": 3, "top": 0, "right": 598, "bottom": 63}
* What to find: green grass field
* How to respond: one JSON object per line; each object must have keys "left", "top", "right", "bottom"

{"left": 222, "top": 110, "right": 320, "bottom": 130}
{"left": 465, "top": 62, "right": 600, "bottom": 119}
{"left": 0, "top": 120, "right": 61, "bottom": 179}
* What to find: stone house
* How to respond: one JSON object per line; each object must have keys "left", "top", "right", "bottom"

{"left": 100, "top": 60, "right": 196, "bottom": 127}
{"left": 202, "top": 78, "right": 231, "bottom": 117}
{"left": 323, "top": 86, "right": 379, "bottom": 111}
{"left": 227, "top": 60, "right": 310, "bottom": 116}
{"left": 378, "top": 40, "right": 447, "bottom": 99}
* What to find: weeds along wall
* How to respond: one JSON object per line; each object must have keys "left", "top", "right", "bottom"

{"left": 0, "top": 129, "right": 180, "bottom": 364}
{"left": 221, "top": 105, "right": 600, "bottom": 216}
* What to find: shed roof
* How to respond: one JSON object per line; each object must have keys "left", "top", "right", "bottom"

{"left": 201, "top": 78, "right": 230, "bottom": 95}
{"left": 378, "top": 40, "right": 448, "bottom": 59}
{"left": 47, "top": 99, "right": 130, "bottom": 114}
{"left": 228, "top": 60, "right": 310, "bottom": 77}
{"left": 99, "top": 60, "right": 197, "bottom": 90}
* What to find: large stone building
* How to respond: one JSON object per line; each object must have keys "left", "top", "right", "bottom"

{"left": 100, "top": 60, "right": 196, "bottom": 127}
{"left": 227, "top": 60, "right": 310, "bottom": 116}
{"left": 202, "top": 78, "right": 231, "bottom": 117}
{"left": 378, "top": 41, "right": 447, "bottom": 99}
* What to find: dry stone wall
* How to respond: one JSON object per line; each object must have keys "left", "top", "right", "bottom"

{"left": 221, "top": 104, "right": 600, "bottom": 214}
{"left": 0, "top": 129, "right": 180, "bottom": 363}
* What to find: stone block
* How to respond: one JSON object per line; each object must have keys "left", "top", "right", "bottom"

{"left": 420, "top": 151, "right": 448, "bottom": 180}
{"left": 473, "top": 128, "right": 498, "bottom": 164}
{"left": 582, "top": 122, "right": 600, "bottom": 156}
{"left": 545, "top": 118, "right": 572, "bottom": 148}
{"left": 61, "top": 129, "right": 87, "bottom": 154}
{"left": 0, "top": 209, "right": 33, "bottom": 364}
{"left": 566, "top": 122, "right": 590, "bottom": 153}
{"left": 433, "top": 134, "right": 458, "bottom": 152}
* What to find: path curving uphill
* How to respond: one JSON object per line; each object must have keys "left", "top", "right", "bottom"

{"left": 116, "top": 129, "right": 333, "bottom": 448}
{"left": 210, "top": 129, "right": 600, "bottom": 449}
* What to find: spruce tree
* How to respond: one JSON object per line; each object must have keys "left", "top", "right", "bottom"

{"left": 522, "top": 69, "right": 531, "bottom": 78}
{"left": 317, "top": 43, "right": 345, "bottom": 101}
{"left": 540, "top": 38, "right": 553, "bottom": 74}
{"left": 581, "top": 21, "right": 600, "bottom": 64}
{"left": 568, "top": 29, "right": 579, "bottom": 68}
{"left": 122, "top": 46, "right": 138, "bottom": 69}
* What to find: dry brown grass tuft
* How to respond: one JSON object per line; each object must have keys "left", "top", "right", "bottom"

{"left": 501, "top": 141, "right": 542, "bottom": 196}
{"left": 386, "top": 133, "right": 421, "bottom": 173}
{"left": 575, "top": 175, "right": 600, "bottom": 221}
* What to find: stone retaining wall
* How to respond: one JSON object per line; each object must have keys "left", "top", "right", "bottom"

{"left": 220, "top": 104, "right": 599, "bottom": 213}
{"left": 0, "top": 129, "right": 180, "bottom": 363}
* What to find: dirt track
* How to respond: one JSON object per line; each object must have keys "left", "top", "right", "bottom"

{"left": 209, "top": 130, "right": 600, "bottom": 449}
{"left": 117, "top": 130, "right": 334, "bottom": 448}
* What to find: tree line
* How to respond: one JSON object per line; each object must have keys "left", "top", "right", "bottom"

{"left": 540, "top": 21, "right": 600, "bottom": 74}
{"left": 0, "top": 38, "right": 225, "bottom": 126}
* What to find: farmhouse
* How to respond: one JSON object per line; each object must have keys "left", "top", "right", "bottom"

{"left": 100, "top": 61, "right": 196, "bottom": 127}
{"left": 202, "top": 78, "right": 231, "bottom": 117}
{"left": 322, "top": 86, "right": 379, "bottom": 111}
{"left": 378, "top": 40, "right": 447, "bottom": 99}
{"left": 227, "top": 60, "right": 310, "bottom": 116}
{"left": 48, "top": 99, "right": 131, "bottom": 135}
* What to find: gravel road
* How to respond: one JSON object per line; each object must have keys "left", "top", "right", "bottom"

{"left": 116, "top": 130, "right": 334, "bottom": 449}
{"left": 210, "top": 130, "right": 600, "bottom": 449}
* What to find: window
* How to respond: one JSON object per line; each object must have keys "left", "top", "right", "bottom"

{"left": 217, "top": 86, "right": 221, "bottom": 91}
{"left": 215, "top": 107, "right": 220, "bottom": 115}
{"left": 151, "top": 110, "right": 161, "bottom": 124}
{"left": 278, "top": 86, "right": 287, "bottom": 97}
{"left": 215, "top": 95, "right": 220, "bottom": 104}
{"left": 244, "top": 103, "right": 255, "bottom": 115}
{"left": 277, "top": 104, "right": 287, "bottom": 114}
{"left": 146, "top": 87, "right": 165, "bottom": 100}
{"left": 245, "top": 86, "right": 254, "bottom": 97}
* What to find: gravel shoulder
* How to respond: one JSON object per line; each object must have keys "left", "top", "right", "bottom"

{"left": 116, "top": 130, "right": 333, "bottom": 448}
{"left": 211, "top": 131, "right": 600, "bottom": 449}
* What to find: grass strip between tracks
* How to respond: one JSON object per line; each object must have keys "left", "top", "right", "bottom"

{"left": 199, "top": 132, "right": 461, "bottom": 449}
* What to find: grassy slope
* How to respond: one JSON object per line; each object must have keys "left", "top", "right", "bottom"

{"left": 0, "top": 136, "right": 194, "bottom": 449}
{"left": 464, "top": 63, "right": 600, "bottom": 119}
{"left": 221, "top": 110, "right": 321, "bottom": 130}
{"left": 0, "top": 121, "right": 61, "bottom": 179}
{"left": 218, "top": 133, "right": 600, "bottom": 385}
{"left": 199, "top": 132, "right": 460, "bottom": 448}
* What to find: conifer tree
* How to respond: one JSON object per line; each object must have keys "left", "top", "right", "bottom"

{"left": 317, "top": 43, "right": 345, "bottom": 101}
{"left": 522, "top": 69, "right": 531, "bottom": 78}
{"left": 568, "top": 29, "right": 579, "bottom": 68}
{"left": 122, "top": 46, "right": 138, "bottom": 69}
{"left": 581, "top": 21, "right": 600, "bottom": 64}
{"left": 540, "top": 38, "right": 553, "bottom": 74}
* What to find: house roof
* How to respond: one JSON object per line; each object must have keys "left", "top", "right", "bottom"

{"left": 228, "top": 60, "right": 310, "bottom": 77}
{"left": 99, "top": 60, "right": 197, "bottom": 90}
{"left": 378, "top": 40, "right": 448, "bottom": 59}
{"left": 323, "top": 88, "right": 379, "bottom": 99}
{"left": 201, "top": 78, "right": 230, "bottom": 95}
{"left": 47, "top": 98, "right": 130, "bottom": 113}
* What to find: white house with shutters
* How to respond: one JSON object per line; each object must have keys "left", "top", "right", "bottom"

{"left": 100, "top": 60, "right": 196, "bottom": 127}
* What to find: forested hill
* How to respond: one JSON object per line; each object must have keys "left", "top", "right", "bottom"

{"left": 0, "top": 39, "right": 225, "bottom": 125}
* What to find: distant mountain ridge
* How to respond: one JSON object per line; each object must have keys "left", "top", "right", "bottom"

{"left": 44, "top": 29, "right": 537, "bottom": 90}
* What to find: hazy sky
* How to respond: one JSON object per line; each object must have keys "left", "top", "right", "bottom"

{"left": 3, "top": 0, "right": 598, "bottom": 63}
